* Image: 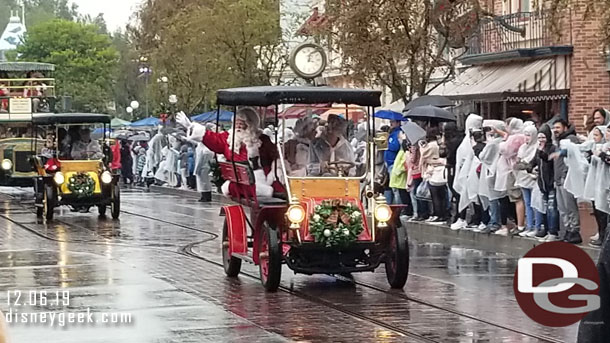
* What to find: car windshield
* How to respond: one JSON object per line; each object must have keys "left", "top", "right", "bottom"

{"left": 55, "top": 123, "right": 106, "bottom": 161}
{"left": 277, "top": 105, "right": 368, "bottom": 178}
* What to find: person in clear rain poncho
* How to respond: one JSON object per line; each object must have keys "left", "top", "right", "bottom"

{"left": 155, "top": 135, "right": 180, "bottom": 187}
{"left": 307, "top": 114, "right": 355, "bottom": 176}
{"left": 284, "top": 116, "right": 316, "bottom": 177}
{"left": 70, "top": 127, "right": 103, "bottom": 160}
{"left": 451, "top": 113, "right": 483, "bottom": 230}
{"left": 142, "top": 127, "right": 165, "bottom": 181}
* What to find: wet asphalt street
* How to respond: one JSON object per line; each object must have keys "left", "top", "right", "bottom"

{"left": 0, "top": 187, "right": 579, "bottom": 342}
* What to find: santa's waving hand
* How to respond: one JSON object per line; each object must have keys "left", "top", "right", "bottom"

{"left": 175, "top": 109, "right": 285, "bottom": 198}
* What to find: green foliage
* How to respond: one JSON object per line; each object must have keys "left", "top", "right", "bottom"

{"left": 309, "top": 200, "right": 364, "bottom": 248}
{"left": 133, "top": 0, "right": 286, "bottom": 113}
{"left": 17, "top": 19, "right": 119, "bottom": 113}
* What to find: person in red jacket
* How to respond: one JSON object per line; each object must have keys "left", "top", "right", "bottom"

{"left": 176, "top": 108, "right": 284, "bottom": 198}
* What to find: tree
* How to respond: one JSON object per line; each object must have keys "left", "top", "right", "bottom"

{"left": 17, "top": 19, "right": 119, "bottom": 112}
{"left": 326, "top": 0, "right": 480, "bottom": 103}
{"left": 132, "top": 0, "right": 286, "bottom": 113}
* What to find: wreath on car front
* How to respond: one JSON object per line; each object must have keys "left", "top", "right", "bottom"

{"left": 67, "top": 172, "right": 95, "bottom": 198}
{"left": 309, "top": 199, "right": 364, "bottom": 248}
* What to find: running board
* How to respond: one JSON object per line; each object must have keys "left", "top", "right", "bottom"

{"left": 232, "top": 253, "right": 254, "bottom": 264}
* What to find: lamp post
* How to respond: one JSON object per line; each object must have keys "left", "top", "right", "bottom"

{"left": 169, "top": 94, "right": 178, "bottom": 127}
{"left": 138, "top": 56, "right": 152, "bottom": 118}
{"left": 157, "top": 76, "right": 169, "bottom": 114}
{"left": 130, "top": 101, "right": 140, "bottom": 120}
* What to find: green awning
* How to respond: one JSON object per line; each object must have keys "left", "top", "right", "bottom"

{"left": 0, "top": 62, "right": 56, "bottom": 72}
{"left": 110, "top": 117, "right": 131, "bottom": 127}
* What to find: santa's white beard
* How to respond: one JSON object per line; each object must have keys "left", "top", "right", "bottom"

{"left": 227, "top": 129, "right": 260, "bottom": 152}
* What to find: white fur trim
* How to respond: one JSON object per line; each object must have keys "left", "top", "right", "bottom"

{"left": 221, "top": 181, "right": 231, "bottom": 196}
{"left": 252, "top": 169, "right": 270, "bottom": 185}
{"left": 256, "top": 183, "right": 274, "bottom": 197}
{"left": 246, "top": 143, "right": 259, "bottom": 158}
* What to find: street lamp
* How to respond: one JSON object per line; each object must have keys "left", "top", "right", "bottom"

{"left": 168, "top": 95, "right": 178, "bottom": 126}
{"left": 138, "top": 57, "right": 152, "bottom": 118}
{"left": 130, "top": 101, "right": 140, "bottom": 110}
{"left": 157, "top": 76, "right": 169, "bottom": 114}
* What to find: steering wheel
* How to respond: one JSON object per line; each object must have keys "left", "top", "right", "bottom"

{"left": 326, "top": 161, "right": 356, "bottom": 176}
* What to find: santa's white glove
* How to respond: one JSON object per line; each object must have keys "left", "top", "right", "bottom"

{"left": 176, "top": 112, "right": 192, "bottom": 129}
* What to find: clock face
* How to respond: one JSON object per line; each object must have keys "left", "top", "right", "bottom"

{"left": 289, "top": 42, "right": 328, "bottom": 80}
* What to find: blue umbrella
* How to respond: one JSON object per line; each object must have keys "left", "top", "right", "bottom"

{"left": 192, "top": 109, "right": 234, "bottom": 122}
{"left": 374, "top": 110, "right": 404, "bottom": 121}
{"left": 130, "top": 117, "right": 161, "bottom": 127}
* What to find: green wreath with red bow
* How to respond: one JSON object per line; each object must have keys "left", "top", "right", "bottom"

{"left": 67, "top": 172, "right": 95, "bottom": 198}
{"left": 309, "top": 199, "right": 364, "bottom": 248}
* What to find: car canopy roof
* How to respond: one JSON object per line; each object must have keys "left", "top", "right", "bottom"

{"left": 216, "top": 86, "right": 382, "bottom": 107}
{"left": 0, "top": 62, "right": 55, "bottom": 72}
{"left": 33, "top": 113, "right": 111, "bottom": 125}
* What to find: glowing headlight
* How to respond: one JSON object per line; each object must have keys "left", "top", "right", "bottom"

{"left": 287, "top": 205, "right": 306, "bottom": 223}
{"left": 1, "top": 159, "right": 12, "bottom": 170}
{"left": 101, "top": 171, "right": 113, "bottom": 184}
{"left": 374, "top": 204, "right": 392, "bottom": 223}
{"left": 53, "top": 172, "right": 65, "bottom": 185}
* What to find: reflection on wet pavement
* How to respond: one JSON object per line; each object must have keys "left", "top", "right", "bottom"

{"left": 0, "top": 188, "right": 579, "bottom": 342}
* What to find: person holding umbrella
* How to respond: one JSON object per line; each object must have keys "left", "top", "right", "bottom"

{"left": 384, "top": 119, "right": 403, "bottom": 203}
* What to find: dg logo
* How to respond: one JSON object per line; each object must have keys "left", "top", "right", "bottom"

{"left": 513, "top": 242, "right": 600, "bottom": 327}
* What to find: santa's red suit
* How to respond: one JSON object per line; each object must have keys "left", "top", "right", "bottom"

{"left": 201, "top": 130, "right": 284, "bottom": 198}
{"left": 176, "top": 110, "right": 284, "bottom": 199}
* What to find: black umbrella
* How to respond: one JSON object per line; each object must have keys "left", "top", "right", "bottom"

{"left": 403, "top": 105, "right": 457, "bottom": 122}
{"left": 401, "top": 121, "right": 426, "bottom": 144}
{"left": 404, "top": 95, "right": 453, "bottom": 111}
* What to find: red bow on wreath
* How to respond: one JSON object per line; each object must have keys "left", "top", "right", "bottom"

{"left": 324, "top": 199, "right": 353, "bottom": 226}
{"left": 160, "top": 113, "right": 168, "bottom": 123}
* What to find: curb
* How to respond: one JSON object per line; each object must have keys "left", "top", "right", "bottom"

{"left": 147, "top": 186, "right": 602, "bottom": 260}
{"left": 404, "top": 220, "right": 601, "bottom": 260}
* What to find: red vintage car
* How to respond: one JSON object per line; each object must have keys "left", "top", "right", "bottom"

{"left": 216, "top": 86, "right": 409, "bottom": 292}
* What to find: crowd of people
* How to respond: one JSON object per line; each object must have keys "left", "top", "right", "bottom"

{"left": 380, "top": 109, "right": 610, "bottom": 247}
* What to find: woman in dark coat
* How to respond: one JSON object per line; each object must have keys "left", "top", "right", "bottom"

{"left": 120, "top": 140, "right": 134, "bottom": 184}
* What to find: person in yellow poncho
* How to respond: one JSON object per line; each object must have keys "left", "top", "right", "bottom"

{"left": 389, "top": 132, "right": 413, "bottom": 217}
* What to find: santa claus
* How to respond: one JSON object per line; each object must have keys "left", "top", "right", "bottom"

{"left": 176, "top": 108, "right": 284, "bottom": 198}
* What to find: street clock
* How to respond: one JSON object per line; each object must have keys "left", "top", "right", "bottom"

{"left": 289, "top": 42, "right": 328, "bottom": 81}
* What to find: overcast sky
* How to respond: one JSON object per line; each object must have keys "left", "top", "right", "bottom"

{"left": 71, "top": 0, "right": 142, "bottom": 31}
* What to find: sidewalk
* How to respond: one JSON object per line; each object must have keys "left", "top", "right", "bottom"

{"left": 404, "top": 214, "right": 601, "bottom": 261}
{"left": 149, "top": 185, "right": 602, "bottom": 260}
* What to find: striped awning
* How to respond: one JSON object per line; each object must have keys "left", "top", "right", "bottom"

{"left": 429, "top": 56, "right": 570, "bottom": 102}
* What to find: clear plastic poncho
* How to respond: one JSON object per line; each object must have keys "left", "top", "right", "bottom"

{"left": 454, "top": 114, "right": 483, "bottom": 212}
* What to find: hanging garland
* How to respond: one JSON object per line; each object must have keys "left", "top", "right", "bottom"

{"left": 67, "top": 172, "right": 95, "bottom": 198}
{"left": 309, "top": 199, "right": 364, "bottom": 248}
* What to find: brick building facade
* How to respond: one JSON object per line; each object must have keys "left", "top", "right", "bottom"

{"left": 428, "top": 0, "right": 610, "bottom": 132}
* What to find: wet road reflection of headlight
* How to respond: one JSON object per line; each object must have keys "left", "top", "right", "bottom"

{"left": 1, "top": 159, "right": 12, "bottom": 170}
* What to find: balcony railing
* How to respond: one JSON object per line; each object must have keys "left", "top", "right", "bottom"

{"left": 465, "top": 11, "right": 571, "bottom": 56}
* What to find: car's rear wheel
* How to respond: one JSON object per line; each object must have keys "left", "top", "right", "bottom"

{"left": 222, "top": 220, "right": 242, "bottom": 277}
{"left": 385, "top": 225, "right": 409, "bottom": 289}
{"left": 259, "top": 222, "right": 281, "bottom": 292}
